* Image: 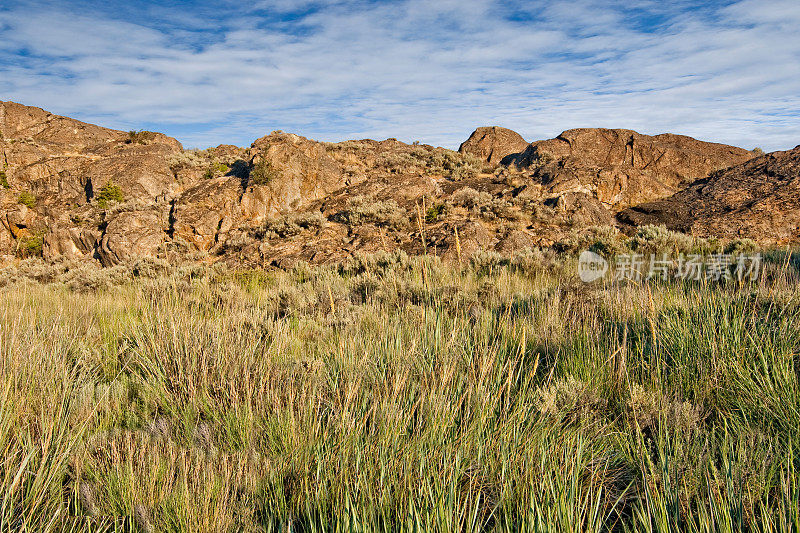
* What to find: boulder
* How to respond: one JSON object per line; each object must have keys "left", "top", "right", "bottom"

{"left": 172, "top": 177, "right": 243, "bottom": 252}
{"left": 458, "top": 127, "right": 528, "bottom": 165}
{"left": 245, "top": 131, "right": 346, "bottom": 217}
{"left": 0, "top": 100, "right": 181, "bottom": 208}
{"left": 98, "top": 208, "right": 167, "bottom": 266}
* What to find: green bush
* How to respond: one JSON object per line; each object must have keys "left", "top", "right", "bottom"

{"left": 250, "top": 160, "right": 281, "bottom": 186}
{"left": 724, "top": 238, "right": 759, "bottom": 255}
{"left": 16, "top": 233, "right": 43, "bottom": 258}
{"left": 0, "top": 171, "right": 9, "bottom": 189}
{"left": 203, "top": 162, "right": 230, "bottom": 179}
{"left": 96, "top": 181, "right": 124, "bottom": 208}
{"left": 17, "top": 191, "right": 36, "bottom": 208}
{"left": 425, "top": 203, "right": 446, "bottom": 223}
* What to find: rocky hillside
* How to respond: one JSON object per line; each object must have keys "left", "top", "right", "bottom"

{"left": 618, "top": 145, "right": 800, "bottom": 243}
{"left": 0, "top": 101, "right": 792, "bottom": 268}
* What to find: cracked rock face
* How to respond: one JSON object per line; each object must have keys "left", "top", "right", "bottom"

{"left": 617, "top": 146, "right": 800, "bottom": 244}
{"left": 0, "top": 101, "right": 796, "bottom": 267}
{"left": 513, "top": 128, "right": 755, "bottom": 211}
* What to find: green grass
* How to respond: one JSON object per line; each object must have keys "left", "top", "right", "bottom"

{"left": 0, "top": 251, "right": 799, "bottom": 531}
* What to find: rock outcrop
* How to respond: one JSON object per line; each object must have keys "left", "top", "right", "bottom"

{"left": 617, "top": 146, "right": 800, "bottom": 244}
{"left": 459, "top": 126, "right": 529, "bottom": 165}
{"left": 1, "top": 100, "right": 796, "bottom": 268}
{"left": 0, "top": 100, "right": 183, "bottom": 263}
{"left": 513, "top": 128, "right": 754, "bottom": 211}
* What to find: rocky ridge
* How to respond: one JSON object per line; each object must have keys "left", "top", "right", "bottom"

{"left": 0, "top": 100, "right": 792, "bottom": 269}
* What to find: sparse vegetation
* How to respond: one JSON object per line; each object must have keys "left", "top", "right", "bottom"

{"left": 249, "top": 159, "right": 281, "bottom": 186}
{"left": 14, "top": 232, "right": 43, "bottom": 258}
{"left": 752, "top": 147, "right": 765, "bottom": 155}
{"left": 203, "top": 162, "right": 230, "bottom": 179}
{"left": 0, "top": 170, "right": 9, "bottom": 189}
{"left": 336, "top": 195, "right": 409, "bottom": 229}
{"left": 449, "top": 186, "right": 515, "bottom": 220}
{"left": 167, "top": 149, "right": 210, "bottom": 171}
{"left": 0, "top": 250, "right": 799, "bottom": 530}
{"left": 126, "top": 130, "right": 157, "bottom": 144}
{"left": 425, "top": 202, "right": 446, "bottom": 223}
{"left": 256, "top": 210, "right": 326, "bottom": 239}
{"left": 17, "top": 190, "right": 36, "bottom": 208}
{"left": 631, "top": 223, "right": 697, "bottom": 254}
{"left": 96, "top": 180, "right": 124, "bottom": 208}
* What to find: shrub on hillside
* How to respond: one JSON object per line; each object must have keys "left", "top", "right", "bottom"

{"left": 96, "top": 181, "right": 124, "bottom": 208}
{"left": 0, "top": 170, "right": 9, "bottom": 189}
{"left": 167, "top": 149, "right": 208, "bottom": 171}
{"left": 724, "top": 238, "right": 759, "bottom": 255}
{"left": 470, "top": 249, "right": 508, "bottom": 275}
{"left": 15, "top": 233, "right": 43, "bottom": 258}
{"left": 17, "top": 191, "right": 36, "bottom": 208}
{"left": 337, "top": 196, "right": 408, "bottom": 229}
{"left": 631, "top": 224, "right": 695, "bottom": 254}
{"left": 249, "top": 160, "right": 281, "bottom": 186}
{"left": 425, "top": 203, "right": 446, "bottom": 223}
{"left": 449, "top": 187, "right": 515, "bottom": 220}
{"left": 257, "top": 211, "right": 326, "bottom": 239}
{"left": 126, "top": 130, "right": 157, "bottom": 144}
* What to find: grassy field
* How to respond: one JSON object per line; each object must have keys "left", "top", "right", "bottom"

{"left": 1, "top": 244, "right": 800, "bottom": 531}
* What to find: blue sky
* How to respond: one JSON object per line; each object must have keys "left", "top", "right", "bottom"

{"left": 1, "top": 0, "right": 798, "bottom": 151}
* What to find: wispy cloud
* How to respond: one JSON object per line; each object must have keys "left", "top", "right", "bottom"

{"left": 1, "top": 0, "right": 798, "bottom": 151}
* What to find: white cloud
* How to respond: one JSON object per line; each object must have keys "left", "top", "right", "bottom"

{"left": 0, "top": 0, "right": 798, "bottom": 151}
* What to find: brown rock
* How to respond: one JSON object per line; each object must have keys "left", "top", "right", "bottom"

{"left": 513, "top": 128, "right": 754, "bottom": 210}
{"left": 458, "top": 127, "right": 529, "bottom": 165}
{"left": 98, "top": 208, "right": 167, "bottom": 265}
{"left": 172, "top": 177, "right": 243, "bottom": 252}
{"left": 617, "top": 146, "right": 800, "bottom": 244}
{"left": 245, "top": 132, "right": 346, "bottom": 217}
{"left": 43, "top": 226, "right": 99, "bottom": 260}
{"left": 0, "top": 100, "right": 181, "bottom": 208}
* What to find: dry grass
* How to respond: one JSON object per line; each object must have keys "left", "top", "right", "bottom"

{"left": 0, "top": 249, "right": 799, "bottom": 531}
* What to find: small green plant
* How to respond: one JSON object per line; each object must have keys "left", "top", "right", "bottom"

{"left": 425, "top": 203, "right": 446, "bottom": 223}
{"left": 17, "top": 191, "right": 36, "bottom": 208}
{"left": 752, "top": 147, "right": 764, "bottom": 156}
{"left": 96, "top": 181, "right": 124, "bottom": 208}
{"left": 250, "top": 160, "right": 281, "bottom": 186}
{"left": 203, "top": 162, "right": 230, "bottom": 179}
{"left": 16, "top": 233, "right": 43, "bottom": 258}
{"left": 0, "top": 171, "right": 9, "bottom": 189}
